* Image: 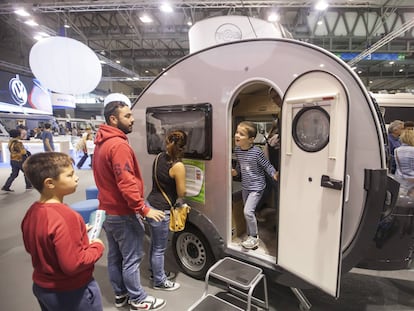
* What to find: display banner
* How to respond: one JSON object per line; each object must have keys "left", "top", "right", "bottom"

{"left": 0, "top": 70, "right": 53, "bottom": 114}
{"left": 51, "top": 92, "right": 76, "bottom": 108}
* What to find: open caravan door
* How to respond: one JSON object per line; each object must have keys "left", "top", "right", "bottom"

{"left": 278, "top": 71, "right": 349, "bottom": 297}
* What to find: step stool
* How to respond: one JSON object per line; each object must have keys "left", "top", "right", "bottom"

{"left": 188, "top": 257, "right": 268, "bottom": 311}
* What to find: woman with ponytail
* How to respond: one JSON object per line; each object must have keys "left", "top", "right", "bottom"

{"left": 146, "top": 130, "right": 187, "bottom": 291}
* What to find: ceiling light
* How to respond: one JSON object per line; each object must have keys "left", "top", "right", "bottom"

{"left": 267, "top": 13, "right": 280, "bottom": 22}
{"left": 24, "top": 20, "right": 38, "bottom": 27}
{"left": 116, "top": 60, "right": 121, "bottom": 64}
{"left": 389, "top": 61, "right": 395, "bottom": 65}
{"left": 187, "top": 20, "right": 193, "bottom": 26}
{"left": 315, "top": 1, "right": 329, "bottom": 11}
{"left": 159, "top": 3, "right": 173, "bottom": 13}
{"left": 14, "top": 9, "right": 30, "bottom": 17}
{"left": 139, "top": 14, "right": 153, "bottom": 23}
{"left": 317, "top": 20, "right": 323, "bottom": 25}
{"left": 64, "top": 23, "right": 70, "bottom": 29}
{"left": 399, "top": 69, "right": 404, "bottom": 72}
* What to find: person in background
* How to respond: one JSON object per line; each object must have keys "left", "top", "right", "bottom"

{"left": 394, "top": 129, "right": 414, "bottom": 182}
{"left": 93, "top": 93, "right": 166, "bottom": 311}
{"left": 404, "top": 120, "right": 414, "bottom": 131}
{"left": 86, "top": 134, "right": 96, "bottom": 169}
{"left": 33, "top": 127, "right": 42, "bottom": 139}
{"left": 1, "top": 129, "right": 32, "bottom": 192}
{"left": 146, "top": 130, "right": 188, "bottom": 291}
{"left": 387, "top": 120, "right": 404, "bottom": 174}
{"left": 42, "top": 123, "right": 55, "bottom": 151}
{"left": 232, "top": 121, "right": 278, "bottom": 249}
{"left": 21, "top": 152, "right": 105, "bottom": 311}
{"left": 76, "top": 133, "right": 94, "bottom": 169}
{"left": 17, "top": 125, "right": 29, "bottom": 140}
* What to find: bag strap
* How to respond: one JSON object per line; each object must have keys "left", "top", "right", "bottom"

{"left": 154, "top": 153, "right": 173, "bottom": 208}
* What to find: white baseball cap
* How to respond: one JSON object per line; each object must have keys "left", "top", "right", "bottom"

{"left": 103, "top": 93, "right": 131, "bottom": 107}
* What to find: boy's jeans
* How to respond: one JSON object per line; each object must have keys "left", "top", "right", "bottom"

{"left": 242, "top": 189, "right": 264, "bottom": 237}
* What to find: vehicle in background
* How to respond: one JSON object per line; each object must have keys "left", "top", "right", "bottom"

{"left": 371, "top": 92, "right": 414, "bottom": 125}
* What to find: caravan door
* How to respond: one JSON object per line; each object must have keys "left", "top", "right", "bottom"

{"left": 277, "top": 71, "right": 349, "bottom": 297}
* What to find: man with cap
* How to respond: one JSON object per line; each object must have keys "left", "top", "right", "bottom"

{"left": 93, "top": 93, "right": 166, "bottom": 311}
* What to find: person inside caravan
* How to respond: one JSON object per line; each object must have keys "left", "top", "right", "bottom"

{"left": 146, "top": 130, "right": 188, "bottom": 291}
{"left": 93, "top": 94, "right": 166, "bottom": 311}
{"left": 387, "top": 120, "right": 404, "bottom": 174}
{"left": 394, "top": 129, "right": 414, "bottom": 184}
{"left": 265, "top": 87, "right": 282, "bottom": 170}
{"left": 1, "top": 129, "right": 32, "bottom": 192}
{"left": 232, "top": 121, "right": 278, "bottom": 249}
{"left": 258, "top": 88, "right": 282, "bottom": 220}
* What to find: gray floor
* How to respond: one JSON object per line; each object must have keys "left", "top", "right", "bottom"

{"left": 0, "top": 161, "right": 413, "bottom": 311}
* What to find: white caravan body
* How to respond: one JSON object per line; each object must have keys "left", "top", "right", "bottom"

{"left": 130, "top": 39, "right": 402, "bottom": 298}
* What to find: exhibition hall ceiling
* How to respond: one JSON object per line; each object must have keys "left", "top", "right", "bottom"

{"left": 0, "top": 0, "right": 414, "bottom": 94}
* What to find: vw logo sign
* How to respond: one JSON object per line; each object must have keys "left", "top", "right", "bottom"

{"left": 215, "top": 23, "right": 242, "bottom": 44}
{"left": 9, "top": 75, "right": 28, "bottom": 106}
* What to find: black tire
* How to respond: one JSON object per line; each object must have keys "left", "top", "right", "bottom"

{"left": 172, "top": 225, "right": 215, "bottom": 280}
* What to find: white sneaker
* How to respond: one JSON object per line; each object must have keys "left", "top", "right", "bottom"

{"left": 130, "top": 295, "right": 166, "bottom": 311}
{"left": 241, "top": 236, "right": 259, "bottom": 249}
{"left": 153, "top": 279, "right": 180, "bottom": 291}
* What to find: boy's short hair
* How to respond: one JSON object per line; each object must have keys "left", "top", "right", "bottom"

{"left": 23, "top": 152, "right": 74, "bottom": 192}
{"left": 238, "top": 121, "right": 257, "bottom": 138}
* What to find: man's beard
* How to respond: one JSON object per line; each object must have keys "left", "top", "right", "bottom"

{"left": 118, "top": 123, "right": 132, "bottom": 134}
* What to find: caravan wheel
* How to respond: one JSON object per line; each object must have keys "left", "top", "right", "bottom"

{"left": 172, "top": 226, "right": 214, "bottom": 279}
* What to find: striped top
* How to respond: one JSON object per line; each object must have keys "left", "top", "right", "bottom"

{"left": 234, "top": 145, "right": 276, "bottom": 191}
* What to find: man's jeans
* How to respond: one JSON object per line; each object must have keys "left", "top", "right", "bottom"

{"left": 103, "top": 215, "right": 147, "bottom": 303}
{"left": 147, "top": 209, "right": 170, "bottom": 286}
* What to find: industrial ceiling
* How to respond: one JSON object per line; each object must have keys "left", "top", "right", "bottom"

{"left": 1, "top": 0, "right": 414, "bottom": 95}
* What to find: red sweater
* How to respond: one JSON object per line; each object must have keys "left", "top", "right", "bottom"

{"left": 21, "top": 202, "right": 104, "bottom": 291}
{"left": 93, "top": 124, "right": 150, "bottom": 216}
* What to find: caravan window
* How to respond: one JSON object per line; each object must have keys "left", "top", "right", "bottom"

{"left": 146, "top": 103, "right": 212, "bottom": 160}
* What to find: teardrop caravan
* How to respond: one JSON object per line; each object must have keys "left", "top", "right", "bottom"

{"left": 130, "top": 38, "right": 408, "bottom": 300}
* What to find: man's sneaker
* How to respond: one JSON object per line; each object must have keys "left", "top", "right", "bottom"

{"left": 241, "top": 236, "right": 259, "bottom": 249}
{"left": 130, "top": 295, "right": 166, "bottom": 311}
{"left": 1, "top": 187, "right": 14, "bottom": 193}
{"left": 153, "top": 279, "right": 180, "bottom": 291}
{"left": 115, "top": 294, "right": 129, "bottom": 307}
{"left": 149, "top": 271, "right": 176, "bottom": 281}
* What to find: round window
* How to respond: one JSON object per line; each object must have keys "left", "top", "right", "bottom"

{"left": 292, "top": 106, "right": 330, "bottom": 152}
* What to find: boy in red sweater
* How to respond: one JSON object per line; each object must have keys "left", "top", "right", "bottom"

{"left": 21, "top": 152, "right": 105, "bottom": 311}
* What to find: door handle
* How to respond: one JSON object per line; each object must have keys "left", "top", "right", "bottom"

{"left": 321, "top": 175, "right": 343, "bottom": 190}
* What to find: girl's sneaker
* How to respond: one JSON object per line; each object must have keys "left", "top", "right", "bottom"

{"left": 153, "top": 279, "right": 180, "bottom": 291}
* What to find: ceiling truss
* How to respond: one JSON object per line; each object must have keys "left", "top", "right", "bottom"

{"left": 0, "top": 0, "right": 413, "bottom": 93}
